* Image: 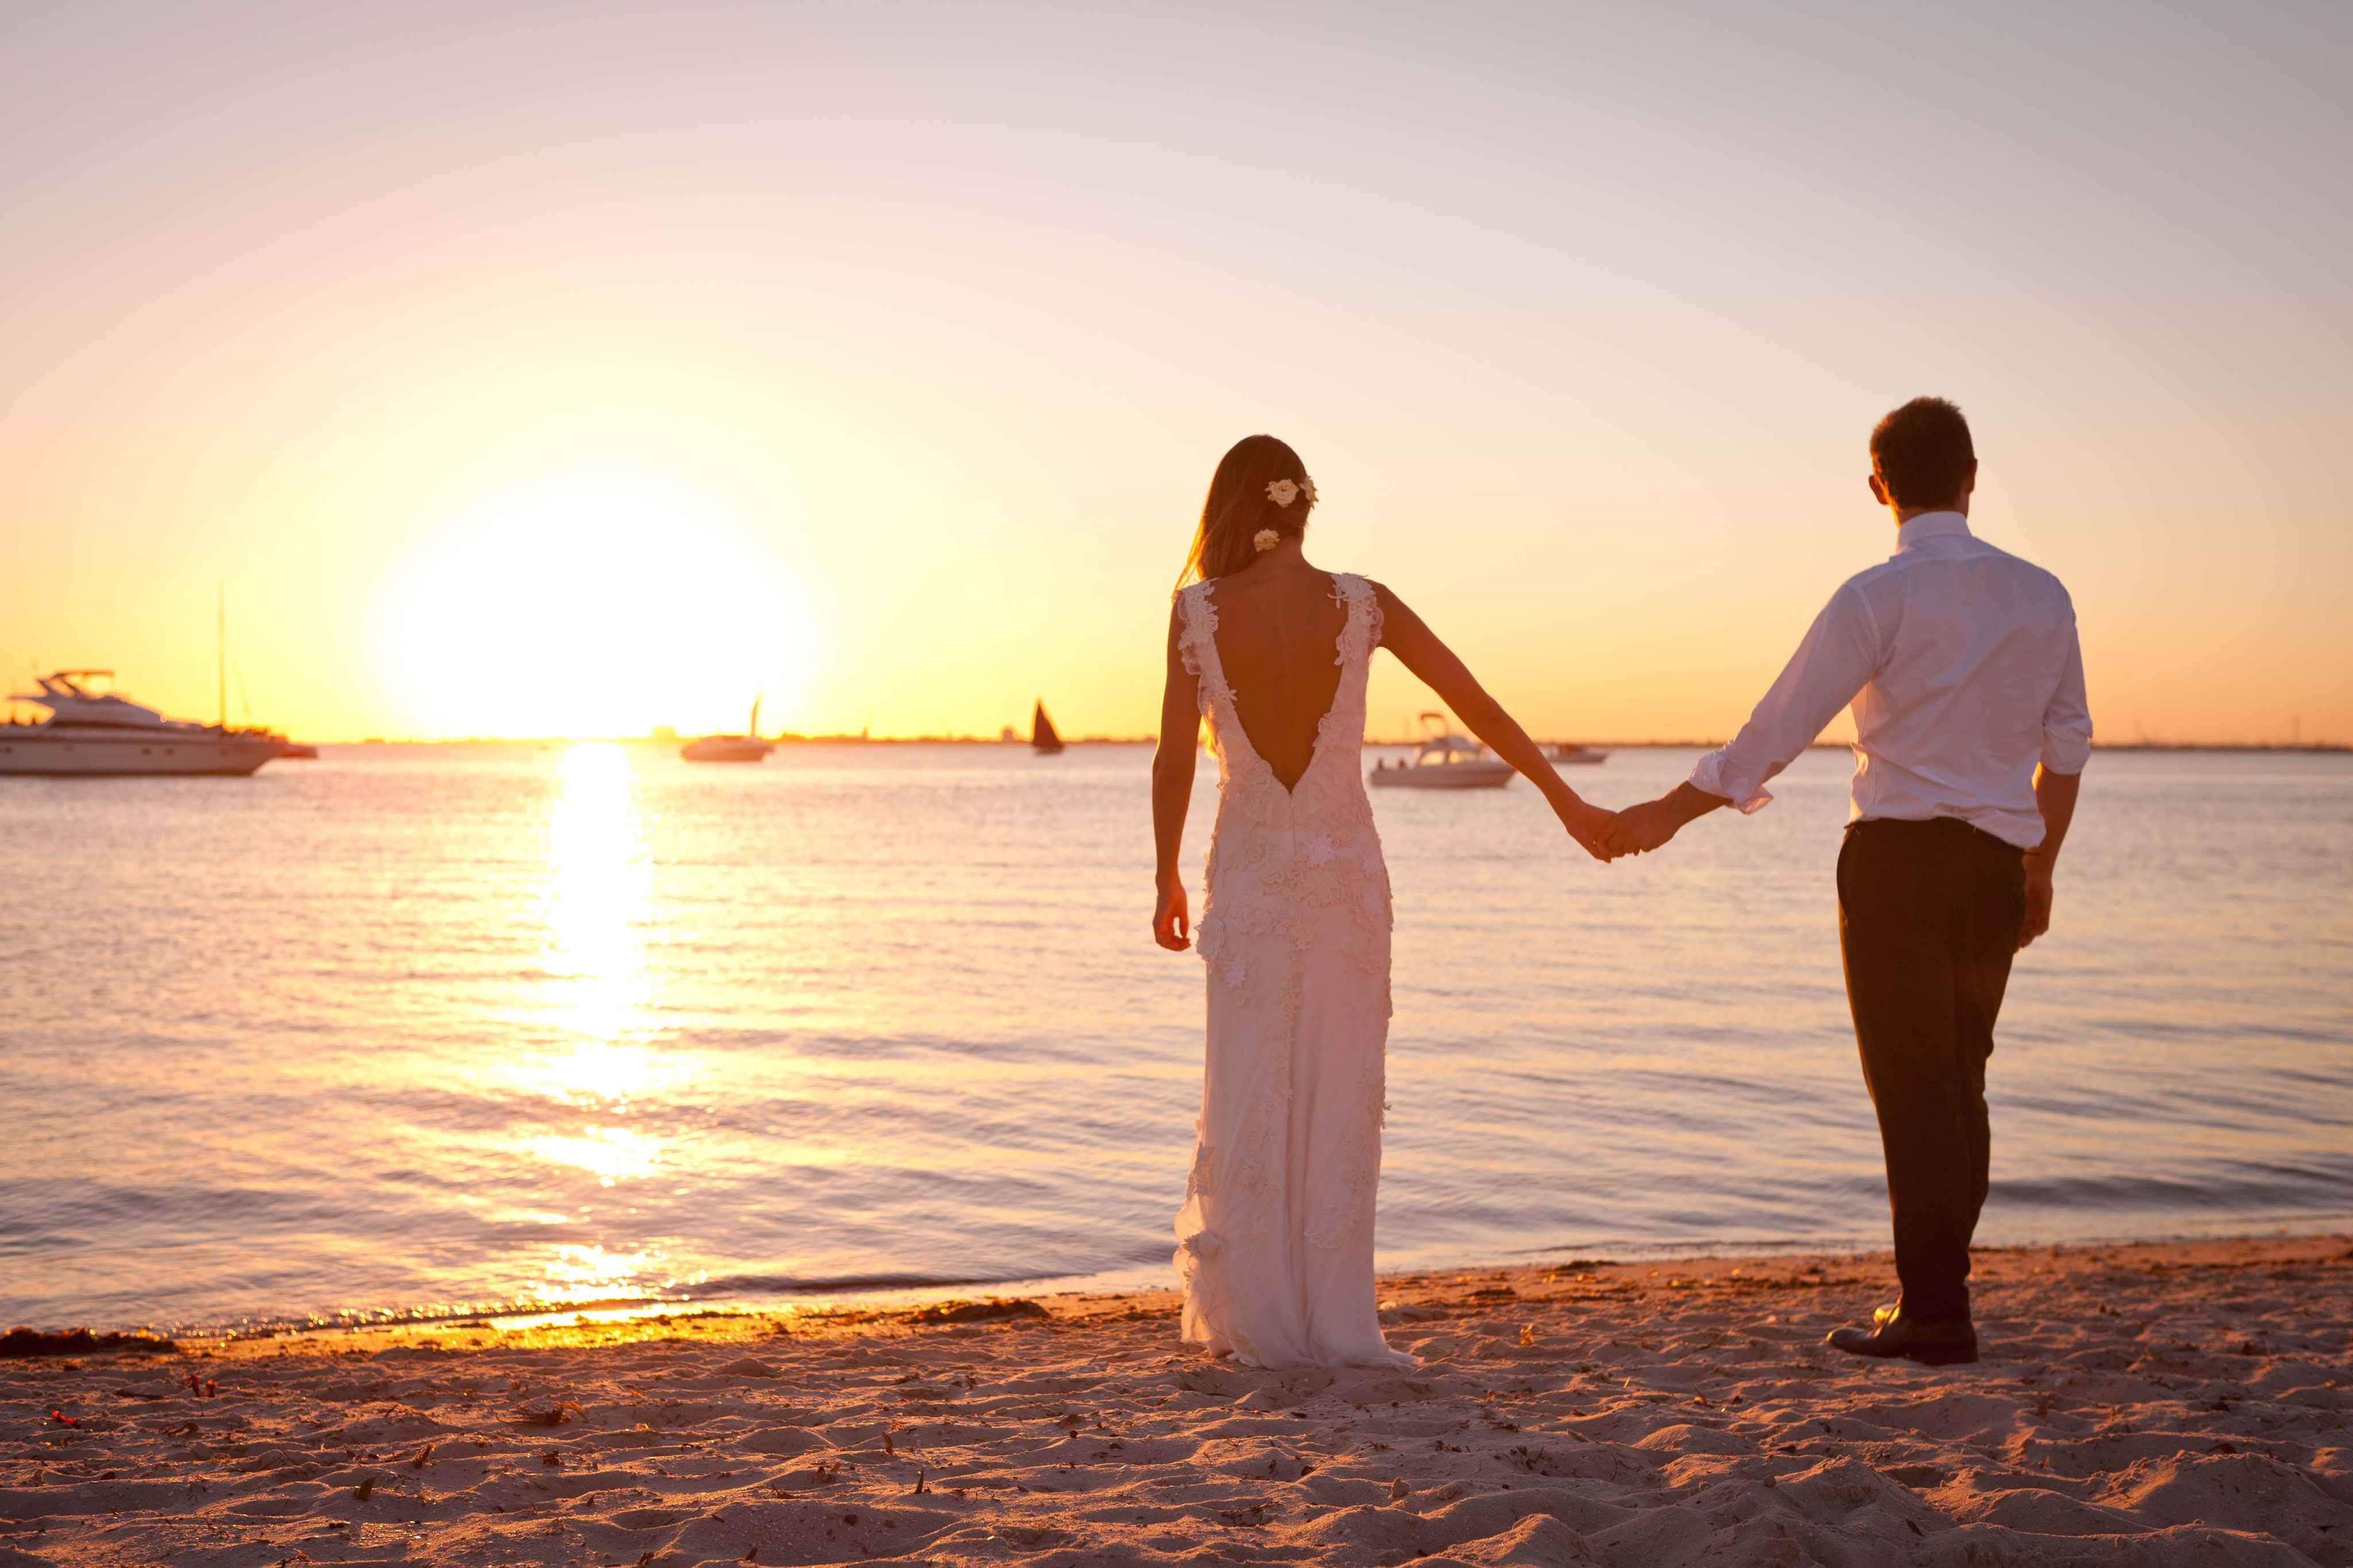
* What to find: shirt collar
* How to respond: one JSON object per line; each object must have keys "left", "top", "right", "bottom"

{"left": 1896, "top": 510, "right": 1973, "bottom": 551}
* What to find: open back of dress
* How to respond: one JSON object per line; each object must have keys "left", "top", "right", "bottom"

{"left": 1203, "top": 575, "right": 1350, "bottom": 792}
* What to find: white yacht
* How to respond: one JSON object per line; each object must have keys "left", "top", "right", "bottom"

{"left": 1369, "top": 713, "right": 1516, "bottom": 790}
{"left": 0, "top": 671, "right": 283, "bottom": 777}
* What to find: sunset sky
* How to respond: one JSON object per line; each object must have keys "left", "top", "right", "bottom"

{"left": 4, "top": 1, "right": 2347, "bottom": 743}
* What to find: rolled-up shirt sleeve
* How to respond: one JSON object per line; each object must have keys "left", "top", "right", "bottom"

{"left": 2040, "top": 610, "right": 2092, "bottom": 774}
{"left": 1689, "top": 581, "right": 1883, "bottom": 813}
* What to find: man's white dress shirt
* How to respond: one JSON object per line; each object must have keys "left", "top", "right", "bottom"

{"left": 1689, "top": 511, "right": 2090, "bottom": 850}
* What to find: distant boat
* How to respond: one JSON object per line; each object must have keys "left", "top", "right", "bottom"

{"left": 1032, "top": 700, "right": 1065, "bottom": 755}
{"left": 1370, "top": 712, "right": 1513, "bottom": 790}
{"left": 1549, "top": 742, "right": 1609, "bottom": 766}
{"left": 277, "top": 740, "right": 320, "bottom": 760}
{"left": 681, "top": 694, "right": 776, "bottom": 764}
{"left": 1, "top": 670, "right": 281, "bottom": 777}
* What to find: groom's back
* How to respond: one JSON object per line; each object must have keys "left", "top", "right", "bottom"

{"left": 1842, "top": 515, "right": 2088, "bottom": 842}
{"left": 1689, "top": 396, "right": 2092, "bottom": 851}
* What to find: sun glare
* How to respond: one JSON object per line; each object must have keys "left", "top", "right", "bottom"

{"left": 390, "top": 491, "right": 813, "bottom": 737}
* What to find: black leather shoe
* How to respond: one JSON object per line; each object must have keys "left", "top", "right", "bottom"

{"left": 1827, "top": 1311, "right": 1978, "bottom": 1365}
{"left": 1872, "top": 1302, "right": 1900, "bottom": 1327}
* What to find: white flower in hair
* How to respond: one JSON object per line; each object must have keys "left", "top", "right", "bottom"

{"left": 1298, "top": 476, "right": 1317, "bottom": 504}
{"left": 1264, "top": 478, "right": 1299, "bottom": 507}
{"left": 1252, "top": 528, "right": 1281, "bottom": 553}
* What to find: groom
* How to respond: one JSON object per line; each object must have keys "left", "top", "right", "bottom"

{"left": 1601, "top": 396, "right": 2090, "bottom": 1366}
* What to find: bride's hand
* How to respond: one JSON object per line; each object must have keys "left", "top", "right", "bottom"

{"left": 1560, "top": 801, "right": 1618, "bottom": 863}
{"left": 1153, "top": 878, "right": 1192, "bottom": 951}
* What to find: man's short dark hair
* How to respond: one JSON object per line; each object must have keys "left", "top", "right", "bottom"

{"left": 1870, "top": 396, "right": 1975, "bottom": 508}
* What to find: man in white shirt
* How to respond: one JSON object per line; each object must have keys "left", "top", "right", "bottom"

{"left": 1602, "top": 396, "right": 2090, "bottom": 1366}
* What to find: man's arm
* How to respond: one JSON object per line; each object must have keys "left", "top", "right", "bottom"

{"left": 1604, "top": 780, "right": 1733, "bottom": 852}
{"left": 2018, "top": 766, "right": 2080, "bottom": 948}
{"left": 1599, "top": 582, "right": 1883, "bottom": 856}
{"left": 2020, "top": 612, "right": 2091, "bottom": 948}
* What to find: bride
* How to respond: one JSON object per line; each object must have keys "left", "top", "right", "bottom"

{"left": 1151, "top": 434, "right": 1612, "bottom": 1368}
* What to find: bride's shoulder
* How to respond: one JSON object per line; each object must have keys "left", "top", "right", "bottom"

{"left": 1343, "top": 576, "right": 1406, "bottom": 647}
{"left": 1170, "top": 580, "right": 1220, "bottom": 635}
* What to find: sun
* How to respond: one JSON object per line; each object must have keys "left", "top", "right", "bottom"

{"left": 388, "top": 490, "right": 815, "bottom": 737}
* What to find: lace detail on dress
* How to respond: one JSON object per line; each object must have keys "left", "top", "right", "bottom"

{"left": 1172, "top": 571, "right": 1408, "bottom": 1370}
{"left": 1173, "top": 584, "right": 1232, "bottom": 722}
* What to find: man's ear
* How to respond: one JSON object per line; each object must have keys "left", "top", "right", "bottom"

{"left": 1868, "top": 472, "right": 1889, "bottom": 507}
{"left": 1958, "top": 461, "right": 1978, "bottom": 502}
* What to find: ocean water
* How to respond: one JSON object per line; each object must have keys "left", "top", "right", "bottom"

{"left": 2, "top": 742, "right": 2347, "bottom": 1334}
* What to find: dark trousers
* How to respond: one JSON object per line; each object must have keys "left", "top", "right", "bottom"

{"left": 1837, "top": 817, "right": 2027, "bottom": 1324}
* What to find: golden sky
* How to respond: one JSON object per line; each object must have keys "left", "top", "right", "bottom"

{"left": 4, "top": 2, "right": 2348, "bottom": 743}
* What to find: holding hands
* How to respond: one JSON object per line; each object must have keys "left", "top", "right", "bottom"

{"left": 1592, "top": 797, "right": 1684, "bottom": 859}
{"left": 1556, "top": 799, "right": 1619, "bottom": 863}
{"left": 1567, "top": 783, "right": 1729, "bottom": 862}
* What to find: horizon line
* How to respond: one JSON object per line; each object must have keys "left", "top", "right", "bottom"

{"left": 248, "top": 735, "right": 2353, "bottom": 754}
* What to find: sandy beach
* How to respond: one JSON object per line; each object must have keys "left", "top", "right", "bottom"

{"left": 2, "top": 1236, "right": 2346, "bottom": 1567}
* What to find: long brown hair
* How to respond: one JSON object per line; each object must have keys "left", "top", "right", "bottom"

{"left": 1178, "top": 434, "right": 1317, "bottom": 587}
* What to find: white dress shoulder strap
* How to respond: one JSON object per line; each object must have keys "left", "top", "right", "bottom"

{"left": 1174, "top": 581, "right": 1232, "bottom": 716}
{"left": 1330, "top": 573, "right": 1383, "bottom": 661}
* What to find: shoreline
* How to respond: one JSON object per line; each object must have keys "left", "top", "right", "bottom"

{"left": 25, "top": 1214, "right": 2353, "bottom": 1349}
{"left": 168, "top": 1231, "right": 2352, "bottom": 1361}
{"left": 6, "top": 1234, "right": 2347, "bottom": 1566}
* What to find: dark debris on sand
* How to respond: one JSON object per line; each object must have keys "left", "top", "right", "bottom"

{"left": 910, "top": 1297, "right": 1050, "bottom": 1324}
{"left": 0, "top": 1327, "right": 177, "bottom": 1358}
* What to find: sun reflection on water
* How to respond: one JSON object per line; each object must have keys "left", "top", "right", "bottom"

{"left": 520, "top": 743, "right": 678, "bottom": 1303}
{"left": 529, "top": 1123, "right": 663, "bottom": 1187}
{"left": 523, "top": 1241, "right": 672, "bottom": 1309}
{"left": 539, "top": 742, "right": 655, "bottom": 1052}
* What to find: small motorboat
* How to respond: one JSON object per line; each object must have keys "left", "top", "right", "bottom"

{"left": 1549, "top": 742, "right": 1609, "bottom": 766}
{"left": 681, "top": 694, "right": 776, "bottom": 763}
{"left": 1032, "top": 700, "right": 1065, "bottom": 755}
{"left": 1370, "top": 713, "right": 1514, "bottom": 790}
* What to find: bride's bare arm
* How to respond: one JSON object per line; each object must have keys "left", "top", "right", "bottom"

{"left": 1151, "top": 603, "right": 1202, "bottom": 948}
{"left": 1371, "top": 582, "right": 1614, "bottom": 862}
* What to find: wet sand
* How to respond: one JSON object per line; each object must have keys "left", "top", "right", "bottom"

{"left": 3, "top": 1234, "right": 2348, "bottom": 1566}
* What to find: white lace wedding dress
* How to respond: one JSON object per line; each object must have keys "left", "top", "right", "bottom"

{"left": 1171, "top": 571, "right": 1413, "bottom": 1368}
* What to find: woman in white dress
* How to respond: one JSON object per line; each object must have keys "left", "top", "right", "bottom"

{"left": 1151, "top": 435, "right": 1613, "bottom": 1368}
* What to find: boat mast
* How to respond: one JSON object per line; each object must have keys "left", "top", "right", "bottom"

{"left": 217, "top": 582, "right": 226, "bottom": 728}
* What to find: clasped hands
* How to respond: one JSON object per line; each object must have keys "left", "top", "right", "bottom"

{"left": 1563, "top": 788, "right": 1708, "bottom": 863}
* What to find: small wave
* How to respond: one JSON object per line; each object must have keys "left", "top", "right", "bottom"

{"left": 161, "top": 1292, "right": 676, "bottom": 1340}
{"left": 1993, "top": 1165, "right": 2353, "bottom": 1214}
{"left": 152, "top": 1257, "right": 1169, "bottom": 1339}
{"left": 693, "top": 1268, "right": 1046, "bottom": 1296}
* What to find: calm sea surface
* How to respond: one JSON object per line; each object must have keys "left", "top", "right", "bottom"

{"left": 2, "top": 743, "right": 2348, "bottom": 1333}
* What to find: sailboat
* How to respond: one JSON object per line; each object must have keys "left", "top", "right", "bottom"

{"left": 681, "top": 694, "right": 776, "bottom": 763}
{"left": 1031, "top": 700, "right": 1065, "bottom": 755}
